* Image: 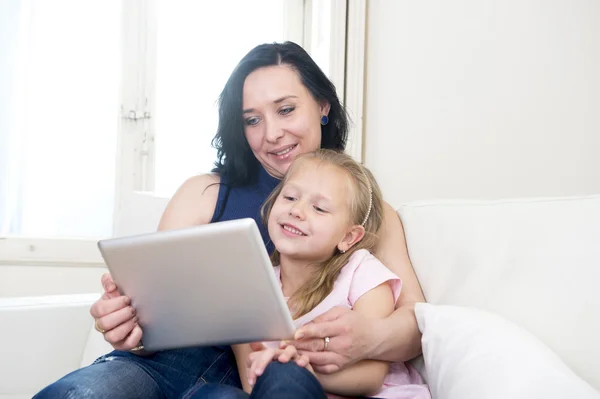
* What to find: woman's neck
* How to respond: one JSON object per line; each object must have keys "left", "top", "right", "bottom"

{"left": 278, "top": 255, "right": 318, "bottom": 298}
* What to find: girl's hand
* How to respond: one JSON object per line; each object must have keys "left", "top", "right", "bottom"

{"left": 246, "top": 342, "right": 313, "bottom": 387}
{"left": 89, "top": 273, "right": 143, "bottom": 351}
{"left": 285, "top": 306, "right": 377, "bottom": 373}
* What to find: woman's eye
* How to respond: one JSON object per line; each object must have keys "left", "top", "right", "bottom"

{"left": 279, "top": 107, "right": 295, "bottom": 116}
{"left": 283, "top": 196, "right": 296, "bottom": 201}
{"left": 245, "top": 117, "right": 260, "bottom": 126}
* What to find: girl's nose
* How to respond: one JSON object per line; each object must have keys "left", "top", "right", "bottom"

{"left": 289, "top": 203, "right": 306, "bottom": 220}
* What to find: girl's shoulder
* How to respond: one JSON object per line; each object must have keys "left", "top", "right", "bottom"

{"left": 341, "top": 249, "right": 387, "bottom": 275}
{"left": 341, "top": 249, "right": 403, "bottom": 306}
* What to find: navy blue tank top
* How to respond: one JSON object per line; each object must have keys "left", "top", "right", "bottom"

{"left": 210, "top": 165, "right": 280, "bottom": 254}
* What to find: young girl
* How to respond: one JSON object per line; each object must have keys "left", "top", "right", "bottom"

{"left": 235, "top": 149, "right": 430, "bottom": 399}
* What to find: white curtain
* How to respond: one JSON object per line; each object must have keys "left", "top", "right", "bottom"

{"left": 153, "top": 1, "right": 288, "bottom": 196}
{"left": 0, "top": 1, "right": 24, "bottom": 236}
{"left": 0, "top": 0, "right": 120, "bottom": 239}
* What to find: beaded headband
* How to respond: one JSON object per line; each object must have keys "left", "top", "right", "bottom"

{"left": 360, "top": 167, "right": 373, "bottom": 227}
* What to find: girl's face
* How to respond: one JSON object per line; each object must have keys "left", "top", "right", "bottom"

{"left": 268, "top": 160, "right": 364, "bottom": 262}
{"left": 242, "top": 65, "right": 330, "bottom": 179}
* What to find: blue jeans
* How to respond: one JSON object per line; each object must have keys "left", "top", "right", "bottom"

{"left": 33, "top": 346, "right": 241, "bottom": 399}
{"left": 183, "top": 361, "right": 327, "bottom": 399}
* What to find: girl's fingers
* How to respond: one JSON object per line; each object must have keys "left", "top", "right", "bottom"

{"left": 277, "top": 344, "right": 298, "bottom": 363}
{"left": 248, "top": 349, "right": 276, "bottom": 386}
{"left": 294, "top": 353, "right": 310, "bottom": 368}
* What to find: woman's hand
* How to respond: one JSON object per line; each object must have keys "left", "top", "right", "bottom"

{"left": 89, "top": 273, "right": 143, "bottom": 351}
{"left": 246, "top": 342, "right": 313, "bottom": 387}
{"left": 285, "top": 306, "right": 381, "bottom": 374}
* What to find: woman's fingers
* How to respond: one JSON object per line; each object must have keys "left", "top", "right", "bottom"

{"left": 100, "top": 273, "right": 121, "bottom": 299}
{"left": 102, "top": 314, "right": 138, "bottom": 344}
{"left": 112, "top": 323, "right": 143, "bottom": 351}
{"left": 93, "top": 301, "right": 135, "bottom": 331}
{"left": 90, "top": 295, "right": 131, "bottom": 320}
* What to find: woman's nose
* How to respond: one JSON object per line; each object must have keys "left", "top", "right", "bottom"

{"left": 265, "top": 119, "right": 284, "bottom": 143}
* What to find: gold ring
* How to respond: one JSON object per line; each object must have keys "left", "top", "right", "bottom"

{"left": 323, "top": 336, "right": 330, "bottom": 351}
{"left": 94, "top": 319, "right": 106, "bottom": 334}
{"left": 130, "top": 343, "right": 144, "bottom": 352}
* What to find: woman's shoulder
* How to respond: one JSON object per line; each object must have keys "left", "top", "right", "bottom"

{"left": 175, "top": 173, "right": 222, "bottom": 203}
{"left": 158, "top": 173, "right": 222, "bottom": 230}
{"left": 184, "top": 172, "right": 221, "bottom": 187}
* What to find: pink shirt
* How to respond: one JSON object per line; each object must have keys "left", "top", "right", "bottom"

{"left": 266, "top": 249, "right": 431, "bottom": 399}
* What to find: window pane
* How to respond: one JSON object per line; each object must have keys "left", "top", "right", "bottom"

{"left": 154, "top": 1, "right": 287, "bottom": 197}
{"left": 5, "top": 0, "right": 121, "bottom": 238}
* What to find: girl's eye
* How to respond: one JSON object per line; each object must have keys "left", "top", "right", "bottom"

{"left": 245, "top": 117, "right": 260, "bottom": 126}
{"left": 279, "top": 106, "right": 295, "bottom": 116}
{"left": 283, "top": 196, "right": 296, "bottom": 201}
{"left": 314, "top": 206, "right": 326, "bottom": 213}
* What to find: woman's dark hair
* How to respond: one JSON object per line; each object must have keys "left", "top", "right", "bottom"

{"left": 211, "top": 41, "right": 349, "bottom": 187}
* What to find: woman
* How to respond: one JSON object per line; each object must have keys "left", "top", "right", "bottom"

{"left": 34, "top": 41, "right": 425, "bottom": 399}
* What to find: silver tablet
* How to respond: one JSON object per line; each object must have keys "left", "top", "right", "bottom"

{"left": 97, "top": 218, "right": 295, "bottom": 351}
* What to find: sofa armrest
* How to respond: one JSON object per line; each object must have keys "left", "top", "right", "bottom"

{"left": 0, "top": 293, "right": 101, "bottom": 396}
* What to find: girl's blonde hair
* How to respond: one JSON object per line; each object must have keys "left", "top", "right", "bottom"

{"left": 261, "top": 149, "right": 385, "bottom": 318}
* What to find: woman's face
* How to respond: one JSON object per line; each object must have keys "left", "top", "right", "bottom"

{"left": 242, "top": 65, "right": 330, "bottom": 179}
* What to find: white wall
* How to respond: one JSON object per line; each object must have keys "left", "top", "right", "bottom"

{"left": 364, "top": 0, "right": 600, "bottom": 207}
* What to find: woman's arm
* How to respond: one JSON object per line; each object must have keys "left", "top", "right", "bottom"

{"left": 370, "top": 201, "right": 425, "bottom": 362}
{"left": 315, "top": 283, "right": 393, "bottom": 397}
{"left": 232, "top": 344, "right": 253, "bottom": 394}
{"left": 290, "top": 202, "right": 425, "bottom": 371}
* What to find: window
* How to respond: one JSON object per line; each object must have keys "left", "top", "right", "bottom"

{"left": 1, "top": 0, "right": 353, "bottom": 265}
{"left": 0, "top": 0, "right": 120, "bottom": 240}
{"left": 153, "top": 1, "right": 303, "bottom": 197}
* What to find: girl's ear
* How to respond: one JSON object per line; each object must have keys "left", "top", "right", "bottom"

{"left": 337, "top": 225, "right": 365, "bottom": 253}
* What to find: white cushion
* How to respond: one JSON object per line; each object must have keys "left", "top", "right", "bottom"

{"left": 397, "top": 195, "right": 600, "bottom": 390}
{"left": 0, "top": 294, "right": 99, "bottom": 396}
{"left": 80, "top": 322, "right": 113, "bottom": 367}
{"left": 415, "top": 303, "right": 600, "bottom": 399}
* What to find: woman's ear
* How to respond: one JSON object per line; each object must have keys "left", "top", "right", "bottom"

{"left": 337, "top": 225, "right": 365, "bottom": 253}
{"left": 320, "top": 101, "right": 331, "bottom": 117}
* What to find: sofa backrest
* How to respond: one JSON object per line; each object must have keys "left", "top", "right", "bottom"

{"left": 397, "top": 195, "right": 600, "bottom": 390}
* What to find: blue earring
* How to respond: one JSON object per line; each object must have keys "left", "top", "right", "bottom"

{"left": 321, "top": 115, "right": 329, "bottom": 125}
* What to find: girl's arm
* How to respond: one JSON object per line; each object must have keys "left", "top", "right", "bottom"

{"left": 315, "top": 283, "right": 394, "bottom": 397}
{"left": 232, "top": 344, "right": 253, "bottom": 394}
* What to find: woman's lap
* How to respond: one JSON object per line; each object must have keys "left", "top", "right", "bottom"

{"left": 34, "top": 345, "right": 241, "bottom": 399}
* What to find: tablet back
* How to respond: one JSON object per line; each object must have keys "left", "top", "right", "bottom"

{"left": 97, "top": 218, "right": 295, "bottom": 351}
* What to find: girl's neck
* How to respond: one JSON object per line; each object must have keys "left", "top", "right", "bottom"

{"left": 278, "top": 255, "right": 319, "bottom": 298}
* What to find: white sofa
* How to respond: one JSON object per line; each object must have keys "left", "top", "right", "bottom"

{"left": 1, "top": 195, "right": 599, "bottom": 398}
